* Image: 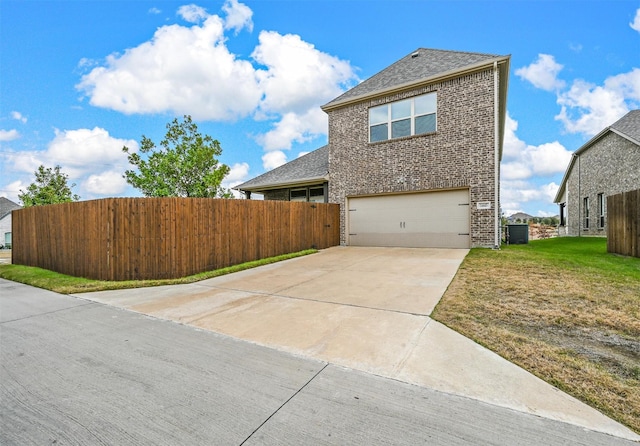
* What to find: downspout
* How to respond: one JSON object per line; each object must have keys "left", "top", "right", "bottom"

{"left": 577, "top": 154, "right": 581, "bottom": 237}
{"left": 494, "top": 61, "right": 500, "bottom": 248}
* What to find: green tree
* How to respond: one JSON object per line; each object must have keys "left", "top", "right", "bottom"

{"left": 18, "top": 165, "right": 80, "bottom": 207}
{"left": 122, "top": 115, "right": 231, "bottom": 198}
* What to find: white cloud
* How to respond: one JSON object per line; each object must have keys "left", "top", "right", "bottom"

{"left": 225, "top": 162, "right": 250, "bottom": 183}
{"left": 515, "top": 54, "right": 566, "bottom": 92}
{"left": 83, "top": 170, "right": 128, "bottom": 195}
{"left": 253, "top": 31, "right": 356, "bottom": 114}
{"left": 258, "top": 109, "right": 328, "bottom": 151}
{"left": 11, "top": 111, "right": 27, "bottom": 123}
{"left": 501, "top": 114, "right": 572, "bottom": 181}
{"left": 47, "top": 127, "right": 137, "bottom": 177}
{"left": 222, "top": 0, "right": 253, "bottom": 33}
{"left": 76, "top": 2, "right": 358, "bottom": 162}
{"left": 148, "top": 7, "right": 161, "bottom": 15}
{"left": 221, "top": 162, "right": 250, "bottom": 197}
{"left": 501, "top": 180, "right": 559, "bottom": 211}
{"left": 1, "top": 180, "right": 24, "bottom": 203}
{"left": 178, "top": 4, "right": 208, "bottom": 23}
{"left": 555, "top": 68, "right": 640, "bottom": 136}
{"left": 500, "top": 113, "right": 568, "bottom": 215}
{"left": 630, "top": 8, "right": 640, "bottom": 32}
{"left": 262, "top": 150, "right": 287, "bottom": 170}
{"left": 77, "top": 14, "right": 262, "bottom": 121}
{"left": 6, "top": 127, "right": 137, "bottom": 199}
{"left": 0, "top": 129, "right": 20, "bottom": 141}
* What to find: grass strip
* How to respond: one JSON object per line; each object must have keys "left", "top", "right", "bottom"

{"left": 0, "top": 249, "right": 317, "bottom": 294}
{"left": 432, "top": 237, "right": 640, "bottom": 433}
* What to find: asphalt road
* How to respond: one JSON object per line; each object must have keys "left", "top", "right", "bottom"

{"left": 1, "top": 278, "right": 636, "bottom": 445}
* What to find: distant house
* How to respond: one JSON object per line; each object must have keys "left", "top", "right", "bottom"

{"left": 237, "top": 48, "right": 510, "bottom": 248}
{"left": 0, "top": 197, "right": 22, "bottom": 248}
{"left": 507, "top": 212, "right": 533, "bottom": 223}
{"left": 554, "top": 110, "right": 640, "bottom": 236}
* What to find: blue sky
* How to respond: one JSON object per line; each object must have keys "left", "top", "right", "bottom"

{"left": 1, "top": 0, "right": 639, "bottom": 216}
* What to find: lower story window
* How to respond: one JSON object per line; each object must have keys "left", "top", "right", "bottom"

{"left": 308, "top": 187, "right": 325, "bottom": 203}
{"left": 597, "top": 193, "right": 605, "bottom": 228}
{"left": 583, "top": 197, "right": 590, "bottom": 229}
{"left": 290, "top": 189, "right": 308, "bottom": 202}
{"left": 290, "top": 185, "right": 326, "bottom": 203}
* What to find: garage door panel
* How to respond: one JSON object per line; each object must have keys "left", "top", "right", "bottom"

{"left": 348, "top": 190, "right": 470, "bottom": 249}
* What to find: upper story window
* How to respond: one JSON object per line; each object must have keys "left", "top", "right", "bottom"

{"left": 369, "top": 92, "right": 437, "bottom": 143}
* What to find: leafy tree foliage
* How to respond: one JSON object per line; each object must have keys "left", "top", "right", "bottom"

{"left": 18, "top": 165, "right": 80, "bottom": 207}
{"left": 122, "top": 115, "right": 231, "bottom": 198}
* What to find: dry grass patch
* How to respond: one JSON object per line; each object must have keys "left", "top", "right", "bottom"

{"left": 432, "top": 237, "right": 640, "bottom": 433}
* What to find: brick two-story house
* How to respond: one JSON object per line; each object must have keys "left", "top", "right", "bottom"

{"left": 554, "top": 110, "right": 640, "bottom": 236}
{"left": 237, "top": 48, "right": 510, "bottom": 248}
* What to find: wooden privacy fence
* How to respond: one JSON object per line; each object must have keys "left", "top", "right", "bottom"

{"left": 12, "top": 198, "right": 340, "bottom": 281}
{"left": 607, "top": 189, "right": 639, "bottom": 258}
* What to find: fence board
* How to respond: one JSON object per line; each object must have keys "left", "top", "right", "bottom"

{"left": 607, "top": 189, "right": 640, "bottom": 258}
{"left": 12, "top": 198, "right": 340, "bottom": 281}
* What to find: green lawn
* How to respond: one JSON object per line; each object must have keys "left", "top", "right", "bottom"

{"left": 432, "top": 237, "right": 640, "bottom": 433}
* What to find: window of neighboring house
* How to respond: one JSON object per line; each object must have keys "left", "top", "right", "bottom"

{"left": 583, "top": 197, "right": 590, "bottom": 229}
{"left": 597, "top": 193, "right": 605, "bottom": 228}
{"left": 3, "top": 232, "right": 11, "bottom": 249}
{"left": 308, "top": 187, "right": 325, "bottom": 203}
{"left": 290, "top": 189, "right": 307, "bottom": 202}
{"left": 559, "top": 203, "right": 566, "bottom": 226}
{"left": 369, "top": 92, "right": 437, "bottom": 143}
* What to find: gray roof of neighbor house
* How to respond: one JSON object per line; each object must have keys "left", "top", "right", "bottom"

{"left": 0, "top": 197, "right": 22, "bottom": 220}
{"left": 323, "top": 48, "right": 510, "bottom": 110}
{"left": 553, "top": 109, "right": 640, "bottom": 203}
{"left": 235, "top": 145, "right": 329, "bottom": 193}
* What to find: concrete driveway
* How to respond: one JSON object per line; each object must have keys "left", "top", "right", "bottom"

{"left": 77, "top": 246, "right": 638, "bottom": 441}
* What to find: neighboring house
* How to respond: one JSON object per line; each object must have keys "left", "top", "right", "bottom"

{"left": 554, "top": 110, "right": 640, "bottom": 236}
{"left": 507, "top": 212, "right": 533, "bottom": 223}
{"left": 0, "top": 197, "right": 22, "bottom": 248}
{"left": 237, "top": 48, "right": 510, "bottom": 248}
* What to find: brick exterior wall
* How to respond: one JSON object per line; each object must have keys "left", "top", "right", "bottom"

{"left": 327, "top": 69, "right": 499, "bottom": 247}
{"left": 564, "top": 132, "right": 640, "bottom": 236}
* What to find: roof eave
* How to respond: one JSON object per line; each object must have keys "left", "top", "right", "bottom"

{"left": 321, "top": 55, "right": 511, "bottom": 112}
{"left": 234, "top": 175, "right": 329, "bottom": 193}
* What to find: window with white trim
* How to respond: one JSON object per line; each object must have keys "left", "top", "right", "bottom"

{"left": 369, "top": 92, "right": 437, "bottom": 143}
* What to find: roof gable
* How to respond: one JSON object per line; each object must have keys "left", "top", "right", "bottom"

{"left": 323, "top": 48, "right": 506, "bottom": 109}
{"left": 0, "top": 197, "right": 22, "bottom": 220}
{"left": 236, "top": 146, "right": 329, "bottom": 192}
{"left": 553, "top": 109, "right": 640, "bottom": 203}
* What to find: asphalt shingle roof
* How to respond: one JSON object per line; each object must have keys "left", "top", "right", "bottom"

{"left": 235, "top": 145, "right": 329, "bottom": 191}
{"left": 0, "top": 197, "right": 22, "bottom": 220}
{"left": 611, "top": 109, "right": 640, "bottom": 143}
{"left": 324, "top": 48, "right": 504, "bottom": 108}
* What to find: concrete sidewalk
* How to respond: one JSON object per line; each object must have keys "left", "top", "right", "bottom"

{"left": 76, "top": 246, "right": 640, "bottom": 441}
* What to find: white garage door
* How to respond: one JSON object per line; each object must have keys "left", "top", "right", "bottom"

{"left": 348, "top": 189, "right": 470, "bottom": 248}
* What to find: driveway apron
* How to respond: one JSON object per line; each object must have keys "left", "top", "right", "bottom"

{"left": 77, "top": 246, "right": 639, "bottom": 441}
